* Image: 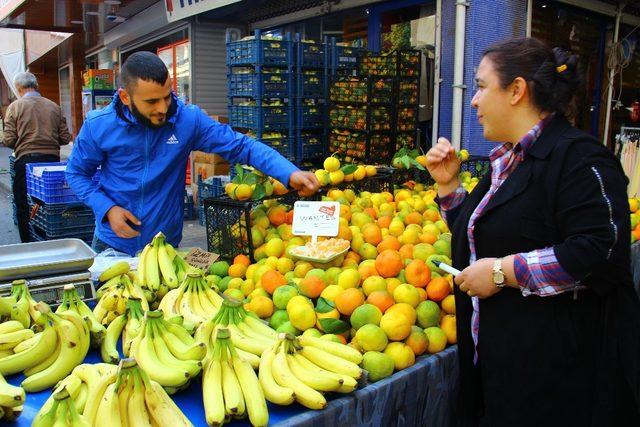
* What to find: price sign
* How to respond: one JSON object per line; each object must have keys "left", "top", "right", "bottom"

{"left": 292, "top": 201, "right": 340, "bottom": 241}
{"left": 184, "top": 248, "right": 219, "bottom": 271}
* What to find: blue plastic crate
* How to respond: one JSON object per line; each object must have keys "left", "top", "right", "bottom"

{"left": 184, "top": 191, "right": 195, "bottom": 220}
{"left": 297, "top": 41, "right": 324, "bottom": 67}
{"left": 28, "top": 198, "right": 95, "bottom": 236}
{"left": 26, "top": 162, "right": 100, "bottom": 205}
{"left": 298, "top": 133, "right": 325, "bottom": 160}
{"left": 297, "top": 104, "right": 324, "bottom": 129}
{"left": 29, "top": 223, "right": 94, "bottom": 243}
{"left": 228, "top": 71, "right": 291, "bottom": 98}
{"left": 228, "top": 104, "right": 291, "bottom": 130}
{"left": 296, "top": 71, "right": 325, "bottom": 98}
{"left": 332, "top": 44, "right": 364, "bottom": 70}
{"left": 226, "top": 38, "right": 291, "bottom": 66}
{"left": 263, "top": 137, "right": 295, "bottom": 161}
{"left": 198, "top": 177, "right": 227, "bottom": 200}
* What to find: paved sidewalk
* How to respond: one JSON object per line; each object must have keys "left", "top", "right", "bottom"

{"left": 0, "top": 146, "right": 208, "bottom": 250}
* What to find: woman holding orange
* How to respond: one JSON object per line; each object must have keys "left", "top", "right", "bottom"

{"left": 427, "top": 38, "right": 640, "bottom": 426}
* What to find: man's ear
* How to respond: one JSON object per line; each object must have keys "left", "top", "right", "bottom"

{"left": 118, "top": 88, "right": 131, "bottom": 107}
{"left": 509, "top": 76, "right": 528, "bottom": 106}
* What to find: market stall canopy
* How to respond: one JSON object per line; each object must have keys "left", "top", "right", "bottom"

{"left": 0, "top": 28, "right": 24, "bottom": 97}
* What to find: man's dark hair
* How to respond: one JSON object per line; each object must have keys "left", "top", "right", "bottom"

{"left": 120, "top": 51, "right": 169, "bottom": 90}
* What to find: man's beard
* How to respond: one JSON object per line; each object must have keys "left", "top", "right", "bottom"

{"left": 130, "top": 101, "right": 167, "bottom": 129}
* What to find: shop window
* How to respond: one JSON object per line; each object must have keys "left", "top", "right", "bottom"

{"left": 158, "top": 40, "right": 191, "bottom": 104}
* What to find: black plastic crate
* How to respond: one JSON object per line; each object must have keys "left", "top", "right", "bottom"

{"left": 29, "top": 222, "right": 94, "bottom": 243}
{"left": 298, "top": 132, "right": 325, "bottom": 161}
{"left": 29, "top": 198, "right": 95, "bottom": 235}
{"left": 297, "top": 104, "right": 324, "bottom": 129}
{"left": 363, "top": 169, "right": 395, "bottom": 193}
{"left": 461, "top": 157, "right": 491, "bottom": 177}
{"left": 9, "top": 155, "right": 15, "bottom": 178}
{"left": 296, "top": 71, "right": 325, "bottom": 98}
{"left": 297, "top": 41, "right": 324, "bottom": 67}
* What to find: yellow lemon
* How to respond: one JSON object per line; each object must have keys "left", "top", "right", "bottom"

{"left": 324, "top": 156, "right": 341, "bottom": 172}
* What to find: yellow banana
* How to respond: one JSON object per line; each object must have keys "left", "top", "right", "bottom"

{"left": 82, "top": 369, "right": 117, "bottom": 425}
{"left": 0, "top": 349, "right": 12, "bottom": 358}
{"left": 137, "top": 243, "right": 150, "bottom": 285}
{"left": 236, "top": 321, "right": 276, "bottom": 345}
{"left": 294, "top": 352, "right": 357, "bottom": 393}
{"left": 232, "top": 350, "right": 269, "bottom": 426}
{"left": 287, "top": 353, "right": 342, "bottom": 392}
{"left": 11, "top": 331, "right": 41, "bottom": 353}
{"left": 132, "top": 330, "right": 190, "bottom": 388}
{"left": 145, "top": 239, "right": 160, "bottom": 291}
{"left": 150, "top": 323, "right": 201, "bottom": 378}
{"left": 157, "top": 326, "right": 206, "bottom": 361}
{"left": 158, "top": 289, "right": 180, "bottom": 317}
{"left": 228, "top": 324, "right": 271, "bottom": 356}
{"left": 99, "top": 261, "right": 130, "bottom": 283}
{"left": 129, "top": 371, "right": 153, "bottom": 427}
{"left": 236, "top": 348, "right": 261, "bottom": 369}
{"left": 101, "top": 314, "right": 126, "bottom": 364}
{"left": 117, "top": 374, "right": 132, "bottom": 426}
{"left": 0, "top": 371, "right": 25, "bottom": 408}
{"left": 272, "top": 346, "right": 326, "bottom": 410}
{"left": 202, "top": 356, "right": 225, "bottom": 427}
{"left": 24, "top": 339, "right": 60, "bottom": 377}
{"left": 298, "top": 335, "right": 364, "bottom": 365}
{"left": 22, "top": 312, "right": 87, "bottom": 392}
{"left": 143, "top": 375, "right": 193, "bottom": 427}
{"left": 0, "top": 322, "right": 56, "bottom": 375}
{"left": 57, "top": 310, "right": 90, "bottom": 361}
{"left": 0, "top": 320, "right": 26, "bottom": 335}
{"left": 221, "top": 357, "right": 243, "bottom": 416}
{"left": 74, "top": 382, "right": 88, "bottom": 414}
{"left": 298, "top": 346, "right": 363, "bottom": 380}
{"left": 158, "top": 241, "right": 178, "bottom": 288}
{"left": 0, "top": 328, "right": 33, "bottom": 350}
{"left": 95, "top": 382, "right": 122, "bottom": 427}
{"left": 243, "top": 314, "right": 278, "bottom": 338}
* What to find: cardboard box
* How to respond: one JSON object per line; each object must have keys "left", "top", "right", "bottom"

{"left": 192, "top": 152, "right": 228, "bottom": 165}
{"left": 83, "top": 69, "right": 114, "bottom": 90}
{"left": 193, "top": 162, "right": 230, "bottom": 180}
{"left": 211, "top": 115, "right": 228, "bottom": 124}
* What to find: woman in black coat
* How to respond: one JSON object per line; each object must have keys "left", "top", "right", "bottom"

{"left": 426, "top": 38, "right": 640, "bottom": 426}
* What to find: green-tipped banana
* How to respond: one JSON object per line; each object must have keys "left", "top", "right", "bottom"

{"left": 146, "top": 238, "right": 161, "bottom": 291}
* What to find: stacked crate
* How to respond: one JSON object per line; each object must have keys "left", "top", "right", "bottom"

{"left": 294, "top": 36, "right": 327, "bottom": 166}
{"left": 9, "top": 155, "right": 17, "bottom": 226}
{"left": 25, "top": 162, "right": 97, "bottom": 243}
{"left": 227, "top": 30, "right": 295, "bottom": 162}
{"left": 394, "top": 51, "right": 421, "bottom": 151}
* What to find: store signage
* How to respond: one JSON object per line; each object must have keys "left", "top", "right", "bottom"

{"left": 164, "top": 0, "right": 241, "bottom": 23}
{"left": 292, "top": 201, "right": 340, "bottom": 238}
{"left": 185, "top": 248, "right": 219, "bottom": 271}
{"left": 0, "top": 0, "right": 26, "bottom": 22}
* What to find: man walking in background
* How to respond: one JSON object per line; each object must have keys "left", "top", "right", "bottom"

{"left": 2, "top": 72, "right": 72, "bottom": 242}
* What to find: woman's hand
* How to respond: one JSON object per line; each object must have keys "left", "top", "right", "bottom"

{"left": 425, "top": 137, "right": 461, "bottom": 187}
{"left": 455, "top": 258, "right": 502, "bottom": 299}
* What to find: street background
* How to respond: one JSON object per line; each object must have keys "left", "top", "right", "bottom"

{"left": 0, "top": 145, "right": 208, "bottom": 250}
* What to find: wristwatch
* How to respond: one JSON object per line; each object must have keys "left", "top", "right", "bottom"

{"left": 492, "top": 258, "right": 506, "bottom": 288}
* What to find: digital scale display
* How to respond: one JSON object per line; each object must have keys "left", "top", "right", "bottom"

{"left": 0, "top": 272, "right": 95, "bottom": 306}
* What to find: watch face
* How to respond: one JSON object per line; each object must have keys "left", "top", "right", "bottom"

{"left": 493, "top": 271, "right": 505, "bottom": 284}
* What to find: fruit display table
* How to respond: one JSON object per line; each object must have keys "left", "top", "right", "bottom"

{"left": 6, "top": 346, "right": 458, "bottom": 427}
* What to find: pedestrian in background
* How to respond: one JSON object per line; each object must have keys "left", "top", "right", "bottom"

{"left": 1, "top": 72, "right": 72, "bottom": 242}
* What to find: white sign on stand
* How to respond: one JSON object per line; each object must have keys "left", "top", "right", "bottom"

{"left": 292, "top": 201, "right": 340, "bottom": 242}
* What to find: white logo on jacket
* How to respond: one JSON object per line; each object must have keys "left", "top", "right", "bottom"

{"left": 166, "top": 134, "right": 179, "bottom": 144}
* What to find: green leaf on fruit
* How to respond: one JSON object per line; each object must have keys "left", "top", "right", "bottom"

{"left": 318, "top": 318, "right": 350, "bottom": 334}
{"left": 400, "top": 156, "right": 411, "bottom": 169}
{"left": 315, "top": 297, "right": 335, "bottom": 313}
{"left": 235, "top": 164, "right": 244, "bottom": 179}
{"left": 341, "top": 164, "right": 358, "bottom": 175}
{"left": 252, "top": 183, "right": 266, "bottom": 200}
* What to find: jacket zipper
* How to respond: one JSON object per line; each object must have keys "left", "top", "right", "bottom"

{"left": 140, "top": 127, "right": 150, "bottom": 249}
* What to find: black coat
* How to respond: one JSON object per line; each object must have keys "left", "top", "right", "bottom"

{"left": 445, "top": 116, "right": 640, "bottom": 427}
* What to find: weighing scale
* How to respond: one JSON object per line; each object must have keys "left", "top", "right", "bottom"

{"left": 0, "top": 271, "right": 95, "bottom": 305}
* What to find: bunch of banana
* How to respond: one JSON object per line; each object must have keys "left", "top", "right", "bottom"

{"left": 32, "top": 363, "right": 117, "bottom": 425}
{"left": 0, "top": 320, "right": 35, "bottom": 357}
{"left": 159, "top": 270, "right": 223, "bottom": 328}
{"left": 93, "top": 273, "right": 150, "bottom": 326}
{"left": 130, "top": 310, "right": 205, "bottom": 391}
{"left": 138, "top": 232, "right": 191, "bottom": 299}
{"left": 203, "top": 328, "right": 269, "bottom": 427}
{"left": 196, "top": 298, "right": 276, "bottom": 367}
{"left": 0, "top": 279, "right": 48, "bottom": 330}
{"left": 101, "top": 297, "right": 146, "bottom": 364}
{"left": 98, "top": 260, "right": 131, "bottom": 284}
{"left": 31, "top": 386, "right": 90, "bottom": 427}
{"left": 56, "top": 284, "right": 106, "bottom": 347}
{"left": 0, "top": 303, "right": 90, "bottom": 392}
{"left": 259, "top": 333, "right": 363, "bottom": 410}
{"left": 0, "top": 371, "right": 25, "bottom": 421}
{"left": 36, "top": 359, "right": 193, "bottom": 427}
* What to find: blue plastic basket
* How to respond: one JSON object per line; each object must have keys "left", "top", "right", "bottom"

{"left": 296, "top": 71, "right": 325, "bottom": 98}
{"left": 28, "top": 197, "right": 95, "bottom": 236}
{"left": 297, "top": 104, "right": 324, "bottom": 129}
{"left": 29, "top": 223, "right": 94, "bottom": 243}
{"left": 262, "top": 136, "right": 295, "bottom": 161}
{"left": 298, "top": 133, "right": 325, "bottom": 160}
{"left": 228, "top": 104, "right": 291, "bottom": 130}
{"left": 332, "top": 45, "right": 364, "bottom": 70}
{"left": 228, "top": 72, "right": 291, "bottom": 98}
{"left": 297, "top": 41, "right": 324, "bottom": 67}
{"left": 226, "top": 38, "right": 291, "bottom": 66}
{"left": 26, "top": 162, "right": 100, "bottom": 205}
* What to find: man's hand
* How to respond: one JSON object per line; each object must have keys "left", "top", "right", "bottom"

{"left": 289, "top": 171, "right": 320, "bottom": 197}
{"left": 454, "top": 258, "right": 502, "bottom": 299}
{"left": 106, "top": 206, "right": 141, "bottom": 238}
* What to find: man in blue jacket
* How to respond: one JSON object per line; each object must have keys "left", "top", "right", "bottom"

{"left": 66, "top": 52, "right": 319, "bottom": 255}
